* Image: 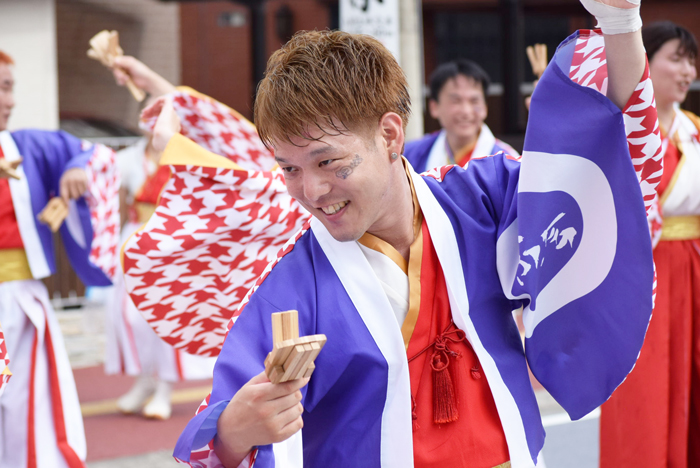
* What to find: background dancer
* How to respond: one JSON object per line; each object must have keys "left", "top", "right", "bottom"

{"left": 404, "top": 59, "right": 519, "bottom": 172}
{"left": 106, "top": 57, "right": 215, "bottom": 420}
{"left": 0, "top": 49, "right": 119, "bottom": 468}
{"left": 600, "top": 20, "right": 700, "bottom": 468}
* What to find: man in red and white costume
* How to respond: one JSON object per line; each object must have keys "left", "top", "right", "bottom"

{"left": 0, "top": 50, "right": 119, "bottom": 468}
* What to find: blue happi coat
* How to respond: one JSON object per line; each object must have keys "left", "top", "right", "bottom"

{"left": 175, "top": 31, "right": 655, "bottom": 468}
{"left": 1, "top": 129, "right": 114, "bottom": 285}
{"left": 404, "top": 124, "right": 519, "bottom": 173}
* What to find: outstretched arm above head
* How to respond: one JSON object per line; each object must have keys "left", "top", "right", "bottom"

{"left": 579, "top": 0, "right": 645, "bottom": 109}
{"left": 113, "top": 56, "right": 176, "bottom": 99}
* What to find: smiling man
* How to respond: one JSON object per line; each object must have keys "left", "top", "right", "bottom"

{"left": 152, "top": 0, "right": 663, "bottom": 466}
{"left": 404, "top": 60, "right": 519, "bottom": 173}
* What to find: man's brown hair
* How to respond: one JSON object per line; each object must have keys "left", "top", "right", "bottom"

{"left": 254, "top": 30, "right": 411, "bottom": 150}
{"left": 0, "top": 50, "right": 14, "bottom": 66}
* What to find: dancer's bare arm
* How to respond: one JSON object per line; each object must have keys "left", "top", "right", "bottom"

{"left": 112, "top": 56, "right": 176, "bottom": 99}
{"left": 579, "top": 0, "right": 645, "bottom": 109}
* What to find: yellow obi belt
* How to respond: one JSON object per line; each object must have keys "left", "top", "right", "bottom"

{"left": 0, "top": 248, "right": 33, "bottom": 283}
{"left": 134, "top": 202, "right": 157, "bottom": 224}
{"left": 660, "top": 216, "right": 700, "bottom": 241}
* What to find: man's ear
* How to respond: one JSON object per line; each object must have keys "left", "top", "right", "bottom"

{"left": 428, "top": 99, "right": 440, "bottom": 120}
{"left": 378, "top": 112, "right": 404, "bottom": 157}
{"left": 479, "top": 86, "right": 489, "bottom": 120}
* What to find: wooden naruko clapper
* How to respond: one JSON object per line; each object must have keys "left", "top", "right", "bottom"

{"left": 264, "top": 311, "right": 327, "bottom": 384}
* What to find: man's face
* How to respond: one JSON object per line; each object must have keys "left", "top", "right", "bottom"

{"left": 0, "top": 63, "right": 14, "bottom": 132}
{"left": 275, "top": 123, "right": 404, "bottom": 243}
{"left": 429, "top": 75, "right": 487, "bottom": 145}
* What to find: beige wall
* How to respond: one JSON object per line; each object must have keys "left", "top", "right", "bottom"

{"left": 0, "top": 0, "right": 59, "bottom": 131}
{"left": 57, "top": 0, "right": 180, "bottom": 133}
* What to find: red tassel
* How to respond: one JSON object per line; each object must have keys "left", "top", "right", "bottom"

{"left": 411, "top": 394, "right": 420, "bottom": 432}
{"left": 408, "top": 323, "right": 467, "bottom": 427}
{"left": 432, "top": 352, "right": 458, "bottom": 424}
{"left": 471, "top": 365, "right": 481, "bottom": 380}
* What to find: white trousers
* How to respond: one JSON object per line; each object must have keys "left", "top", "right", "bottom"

{"left": 0, "top": 280, "right": 86, "bottom": 468}
{"left": 104, "top": 222, "right": 215, "bottom": 381}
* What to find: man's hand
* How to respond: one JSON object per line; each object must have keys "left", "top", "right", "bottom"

{"left": 59, "top": 167, "right": 89, "bottom": 203}
{"left": 0, "top": 158, "right": 21, "bottom": 180}
{"left": 143, "top": 97, "right": 181, "bottom": 154}
{"left": 214, "top": 371, "right": 308, "bottom": 467}
{"left": 113, "top": 56, "right": 176, "bottom": 99}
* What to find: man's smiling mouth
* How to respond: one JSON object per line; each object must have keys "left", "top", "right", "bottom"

{"left": 321, "top": 200, "right": 349, "bottom": 215}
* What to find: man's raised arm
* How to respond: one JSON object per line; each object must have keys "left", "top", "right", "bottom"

{"left": 580, "top": 0, "right": 645, "bottom": 109}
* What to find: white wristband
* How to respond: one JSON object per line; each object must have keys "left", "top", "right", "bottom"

{"left": 579, "top": 0, "right": 642, "bottom": 35}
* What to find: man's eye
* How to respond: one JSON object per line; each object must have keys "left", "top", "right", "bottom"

{"left": 282, "top": 166, "right": 296, "bottom": 174}
{"left": 319, "top": 160, "right": 333, "bottom": 167}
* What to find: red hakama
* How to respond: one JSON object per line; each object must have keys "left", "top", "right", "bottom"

{"left": 600, "top": 110, "right": 700, "bottom": 467}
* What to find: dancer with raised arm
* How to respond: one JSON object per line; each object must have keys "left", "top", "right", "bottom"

{"left": 103, "top": 57, "right": 216, "bottom": 420}
{"left": 600, "top": 21, "right": 700, "bottom": 468}
{"left": 123, "top": 0, "right": 662, "bottom": 465}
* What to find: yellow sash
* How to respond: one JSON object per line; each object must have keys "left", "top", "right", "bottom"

{"left": 660, "top": 216, "right": 700, "bottom": 241}
{"left": 0, "top": 248, "right": 33, "bottom": 283}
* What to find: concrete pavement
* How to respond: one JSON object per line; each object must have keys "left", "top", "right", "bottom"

{"left": 59, "top": 304, "right": 208, "bottom": 467}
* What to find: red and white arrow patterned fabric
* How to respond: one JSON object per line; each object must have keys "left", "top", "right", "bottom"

{"left": 124, "top": 89, "right": 309, "bottom": 357}
{"left": 0, "top": 322, "right": 10, "bottom": 397}
{"left": 569, "top": 30, "right": 664, "bottom": 246}
{"left": 141, "top": 88, "right": 277, "bottom": 172}
{"left": 84, "top": 142, "right": 120, "bottom": 281}
{"left": 569, "top": 29, "right": 662, "bottom": 307}
{"left": 176, "top": 222, "right": 311, "bottom": 466}
{"left": 123, "top": 165, "right": 308, "bottom": 357}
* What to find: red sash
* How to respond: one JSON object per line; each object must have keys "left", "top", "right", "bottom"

{"left": 0, "top": 144, "right": 24, "bottom": 249}
{"left": 134, "top": 164, "right": 171, "bottom": 205}
{"left": 455, "top": 146, "right": 475, "bottom": 168}
{"left": 657, "top": 137, "right": 680, "bottom": 197}
{"left": 407, "top": 221, "right": 509, "bottom": 467}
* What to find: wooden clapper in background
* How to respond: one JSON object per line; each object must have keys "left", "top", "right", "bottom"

{"left": 87, "top": 30, "right": 146, "bottom": 102}
{"left": 264, "top": 311, "right": 327, "bottom": 384}
{"left": 0, "top": 155, "right": 68, "bottom": 232}
{"left": 37, "top": 197, "right": 69, "bottom": 233}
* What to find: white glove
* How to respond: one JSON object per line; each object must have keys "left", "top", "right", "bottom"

{"left": 579, "top": 0, "right": 642, "bottom": 35}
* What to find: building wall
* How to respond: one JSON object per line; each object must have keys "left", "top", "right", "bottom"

{"left": 643, "top": 2, "right": 700, "bottom": 77}
{"left": 180, "top": 0, "right": 332, "bottom": 121}
{"left": 420, "top": 0, "right": 700, "bottom": 140}
{"left": 264, "top": 0, "right": 334, "bottom": 57}
{"left": 178, "top": 0, "right": 700, "bottom": 138}
{"left": 0, "top": 0, "right": 59, "bottom": 131}
{"left": 180, "top": 2, "right": 253, "bottom": 118}
{"left": 56, "top": 0, "right": 181, "bottom": 132}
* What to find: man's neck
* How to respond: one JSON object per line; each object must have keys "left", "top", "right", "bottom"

{"left": 366, "top": 165, "right": 416, "bottom": 261}
{"left": 657, "top": 101, "right": 676, "bottom": 134}
{"left": 446, "top": 130, "right": 478, "bottom": 157}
